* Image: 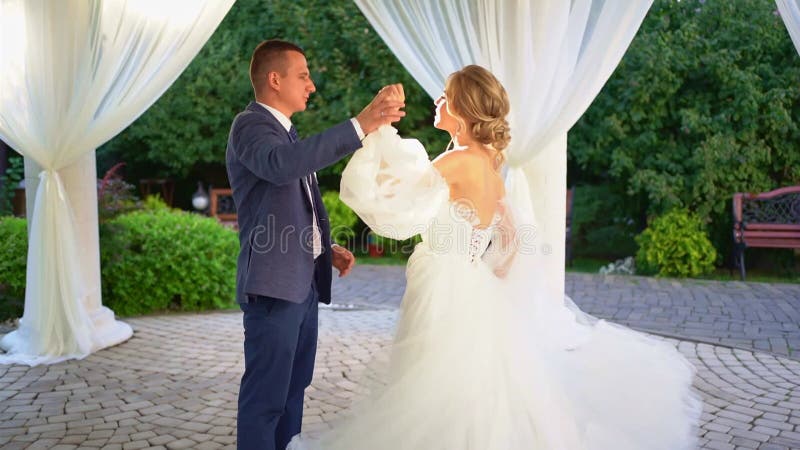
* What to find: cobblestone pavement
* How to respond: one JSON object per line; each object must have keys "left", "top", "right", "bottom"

{"left": 0, "top": 265, "right": 799, "bottom": 449}
{"left": 333, "top": 267, "right": 800, "bottom": 359}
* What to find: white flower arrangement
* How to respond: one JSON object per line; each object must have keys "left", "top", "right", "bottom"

{"left": 599, "top": 256, "right": 636, "bottom": 275}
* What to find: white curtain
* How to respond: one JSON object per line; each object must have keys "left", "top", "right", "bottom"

{"left": 0, "top": 0, "right": 234, "bottom": 365}
{"left": 778, "top": 0, "right": 800, "bottom": 54}
{"left": 354, "top": 0, "right": 651, "bottom": 304}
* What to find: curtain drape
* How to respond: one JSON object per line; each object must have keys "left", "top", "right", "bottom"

{"left": 0, "top": 0, "right": 234, "bottom": 365}
{"left": 777, "top": 0, "right": 800, "bottom": 54}
{"left": 354, "top": 0, "right": 651, "bottom": 304}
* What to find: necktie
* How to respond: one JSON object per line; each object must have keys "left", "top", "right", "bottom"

{"left": 289, "top": 125, "right": 322, "bottom": 258}
{"left": 289, "top": 126, "right": 314, "bottom": 187}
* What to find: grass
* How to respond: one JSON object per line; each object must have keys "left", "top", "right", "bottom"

{"left": 567, "top": 257, "right": 609, "bottom": 274}
{"left": 698, "top": 268, "right": 800, "bottom": 284}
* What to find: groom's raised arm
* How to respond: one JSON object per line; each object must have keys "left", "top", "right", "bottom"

{"left": 231, "top": 83, "right": 405, "bottom": 185}
{"left": 231, "top": 115, "right": 360, "bottom": 185}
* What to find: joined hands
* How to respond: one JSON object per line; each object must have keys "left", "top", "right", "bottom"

{"left": 356, "top": 83, "right": 405, "bottom": 134}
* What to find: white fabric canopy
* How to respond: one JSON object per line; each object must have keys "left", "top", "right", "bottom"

{"left": 777, "top": 0, "right": 800, "bottom": 54}
{"left": 354, "top": 0, "right": 652, "bottom": 303}
{"left": 0, "top": 0, "right": 234, "bottom": 365}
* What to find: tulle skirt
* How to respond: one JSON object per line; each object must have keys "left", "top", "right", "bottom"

{"left": 290, "top": 243, "right": 702, "bottom": 450}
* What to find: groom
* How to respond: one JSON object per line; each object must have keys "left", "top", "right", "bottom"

{"left": 226, "top": 39, "right": 404, "bottom": 450}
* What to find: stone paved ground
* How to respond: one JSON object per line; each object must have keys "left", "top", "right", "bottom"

{"left": 0, "top": 266, "right": 799, "bottom": 449}
{"left": 565, "top": 274, "right": 800, "bottom": 360}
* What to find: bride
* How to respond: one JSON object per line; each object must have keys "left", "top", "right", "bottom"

{"left": 290, "top": 65, "right": 701, "bottom": 450}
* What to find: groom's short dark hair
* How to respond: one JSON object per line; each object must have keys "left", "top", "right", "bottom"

{"left": 250, "top": 39, "right": 305, "bottom": 93}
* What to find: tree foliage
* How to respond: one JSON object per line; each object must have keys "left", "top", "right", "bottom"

{"left": 570, "top": 0, "right": 800, "bottom": 259}
{"left": 102, "top": 0, "right": 800, "bottom": 267}
{"left": 0, "top": 155, "right": 23, "bottom": 216}
{"left": 100, "top": 0, "right": 449, "bottom": 190}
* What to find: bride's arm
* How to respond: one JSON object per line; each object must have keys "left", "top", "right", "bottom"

{"left": 339, "top": 126, "right": 449, "bottom": 241}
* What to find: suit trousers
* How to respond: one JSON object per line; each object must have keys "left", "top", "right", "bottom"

{"left": 237, "top": 275, "right": 319, "bottom": 450}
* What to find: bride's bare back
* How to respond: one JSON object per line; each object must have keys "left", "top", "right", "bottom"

{"left": 433, "top": 147, "right": 505, "bottom": 229}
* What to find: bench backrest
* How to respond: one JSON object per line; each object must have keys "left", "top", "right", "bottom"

{"left": 733, "top": 186, "right": 800, "bottom": 229}
{"left": 210, "top": 188, "right": 237, "bottom": 228}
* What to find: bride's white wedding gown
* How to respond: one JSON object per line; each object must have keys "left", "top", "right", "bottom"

{"left": 289, "top": 126, "right": 702, "bottom": 450}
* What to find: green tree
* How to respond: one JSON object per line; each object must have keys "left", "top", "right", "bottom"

{"left": 569, "top": 0, "right": 800, "bottom": 261}
{"left": 100, "top": 0, "right": 449, "bottom": 190}
{"left": 0, "top": 154, "right": 23, "bottom": 216}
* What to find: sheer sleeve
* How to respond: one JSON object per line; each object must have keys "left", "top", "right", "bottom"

{"left": 482, "top": 200, "right": 519, "bottom": 278}
{"left": 340, "top": 126, "right": 449, "bottom": 241}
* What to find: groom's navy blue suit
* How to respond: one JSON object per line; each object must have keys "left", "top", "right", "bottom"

{"left": 226, "top": 102, "right": 362, "bottom": 450}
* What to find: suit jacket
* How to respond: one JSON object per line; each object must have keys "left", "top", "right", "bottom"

{"left": 226, "top": 102, "right": 362, "bottom": 304}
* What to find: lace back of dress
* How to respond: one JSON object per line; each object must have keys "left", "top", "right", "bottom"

{"left": 448, "top": 200, "right": 505, "bottom": 263}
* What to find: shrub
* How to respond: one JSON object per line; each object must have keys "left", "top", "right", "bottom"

{"left": 140, "top": 194, "right": 171, "bottom": 212}
{"left": 99, "top": 202, "right": 238, "bottom": 316}
{"left": 98, "top": 178, "right": 141, "bottom": 223}
{"left": 97, "top": 163, "right": 142, "bottom": 223}
{"left": 322, "top": 190, "right": 358, "bottom": 245}
{"left": 0, "top": 217, "right": 27, "bottom": 321}
{"left": 635, "top": 208, "right": 717, "bottom": 277}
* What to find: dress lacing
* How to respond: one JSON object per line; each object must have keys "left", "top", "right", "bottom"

{"left": 467, "top": 212, "right": 502, "bottom": 263}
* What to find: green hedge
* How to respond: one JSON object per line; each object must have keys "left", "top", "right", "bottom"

{"left": 0, "top": 217, "right": 27, "bottom": 321}
{"left": 0, "top": 205, "right": 238, "bottom": 321}
{"left": 635, "top": 208, "right": 717, "bottom": 278}
{"left": 99, "top": 200, "right": 238, "bottom": 316}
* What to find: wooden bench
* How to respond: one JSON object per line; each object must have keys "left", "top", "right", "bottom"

{"left": 210, "top": 188, "right": 238, "bottom": 230}
{"left": 732, "top": 186, "right": 800, "bottom": 280}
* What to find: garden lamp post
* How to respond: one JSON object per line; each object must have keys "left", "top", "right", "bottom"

{"left": 192, "top": 181, "right": 209, "bottom": 213}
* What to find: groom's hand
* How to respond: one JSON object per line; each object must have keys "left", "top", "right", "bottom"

{"left": 356, "top": 84, "right": 406, "bottom": 134}
{"left": 331, "top": 244, "right": 356, "bottom": 277}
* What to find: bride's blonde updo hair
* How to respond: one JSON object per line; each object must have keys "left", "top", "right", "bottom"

{"left": 444, "top": 65, "right": 511, "bottom": 167}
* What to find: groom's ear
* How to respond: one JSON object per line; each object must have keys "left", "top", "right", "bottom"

{"left": 267, "top": 71, "right": 281, "bottom": 91}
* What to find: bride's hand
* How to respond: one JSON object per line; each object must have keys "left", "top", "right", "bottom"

{"left": 493, "top": 265, "right": 511, "bottom": 279}
{"left": 356, "top": 83, "right": 406, "bottom": 134}
{"left": 383, "top": 83, "right": 405, "bottom": 103}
